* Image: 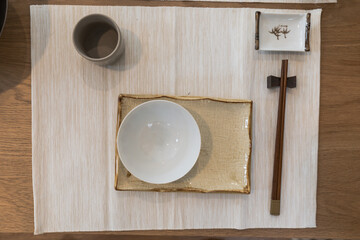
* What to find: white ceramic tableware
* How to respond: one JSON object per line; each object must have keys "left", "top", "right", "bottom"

{"left": 117, "top": 100, "right": 201, "bottom": 184}
{"left": 256, "top": 12, "right": 311, "bottom": 52}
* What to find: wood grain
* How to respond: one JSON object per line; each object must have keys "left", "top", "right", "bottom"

{"left": 0, "top": 0, "right": 359, "bottom": 239}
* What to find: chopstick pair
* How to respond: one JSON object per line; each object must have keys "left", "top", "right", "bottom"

{"left": 267, "top": 60, "right": 296, "bottom": 215}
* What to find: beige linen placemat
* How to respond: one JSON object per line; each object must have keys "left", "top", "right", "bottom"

{"left": 170, "top": 0, "right": 335, "bottom": 2}
{"left": 31, "top": 6, "right": 321, "bottom": 234}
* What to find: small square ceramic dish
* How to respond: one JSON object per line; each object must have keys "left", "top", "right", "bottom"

{"left": 255, "top": 12, "right": 311, "bottom": 52}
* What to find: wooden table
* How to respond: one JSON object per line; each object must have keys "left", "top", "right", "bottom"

{"left": 0, "top": 0, "right": 359, "bottom": 239}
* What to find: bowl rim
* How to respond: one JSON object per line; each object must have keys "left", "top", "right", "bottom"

{"left": 116, "top": 99, "right": 201, "bottom": 184}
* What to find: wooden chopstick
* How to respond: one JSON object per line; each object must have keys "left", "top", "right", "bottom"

{"left": 270, "top": 59, "right": 288, "bottom": 216}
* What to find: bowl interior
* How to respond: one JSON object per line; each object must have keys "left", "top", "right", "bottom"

{"left": 117, "top": 100, "right": 201, "bottom": 184}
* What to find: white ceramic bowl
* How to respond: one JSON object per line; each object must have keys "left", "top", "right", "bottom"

{"left": 117, "top": 100, "right": 201, "bottom": 184}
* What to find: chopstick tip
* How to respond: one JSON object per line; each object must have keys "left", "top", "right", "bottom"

{"left": 270, "top": 199, "right": 281, "bottom": 215}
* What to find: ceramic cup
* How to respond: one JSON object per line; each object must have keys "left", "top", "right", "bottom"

{"left": 73, "top": 14, "right": 125, "bottom": 65}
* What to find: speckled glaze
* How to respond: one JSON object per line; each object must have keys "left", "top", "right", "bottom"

{"left": 115, "top": 95, "right": 252, "bottom": 193}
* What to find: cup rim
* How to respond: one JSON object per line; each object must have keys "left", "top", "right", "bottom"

{"left": 72, "top": 13, "right": 122, "bottom": 62}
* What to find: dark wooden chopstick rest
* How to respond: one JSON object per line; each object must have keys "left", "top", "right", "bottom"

{"left": 268, "top": 60, "right": 296, "bottom": 216}
{"left": 267, "top": 76, "right": 296, "bottom": 88}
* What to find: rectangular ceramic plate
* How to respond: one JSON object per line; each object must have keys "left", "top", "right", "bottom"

{"left": 115, "top": 94, "right": 252, "bottom": 193}
{"left": 255, "top": 12, "right": 311, "bottom": 52}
